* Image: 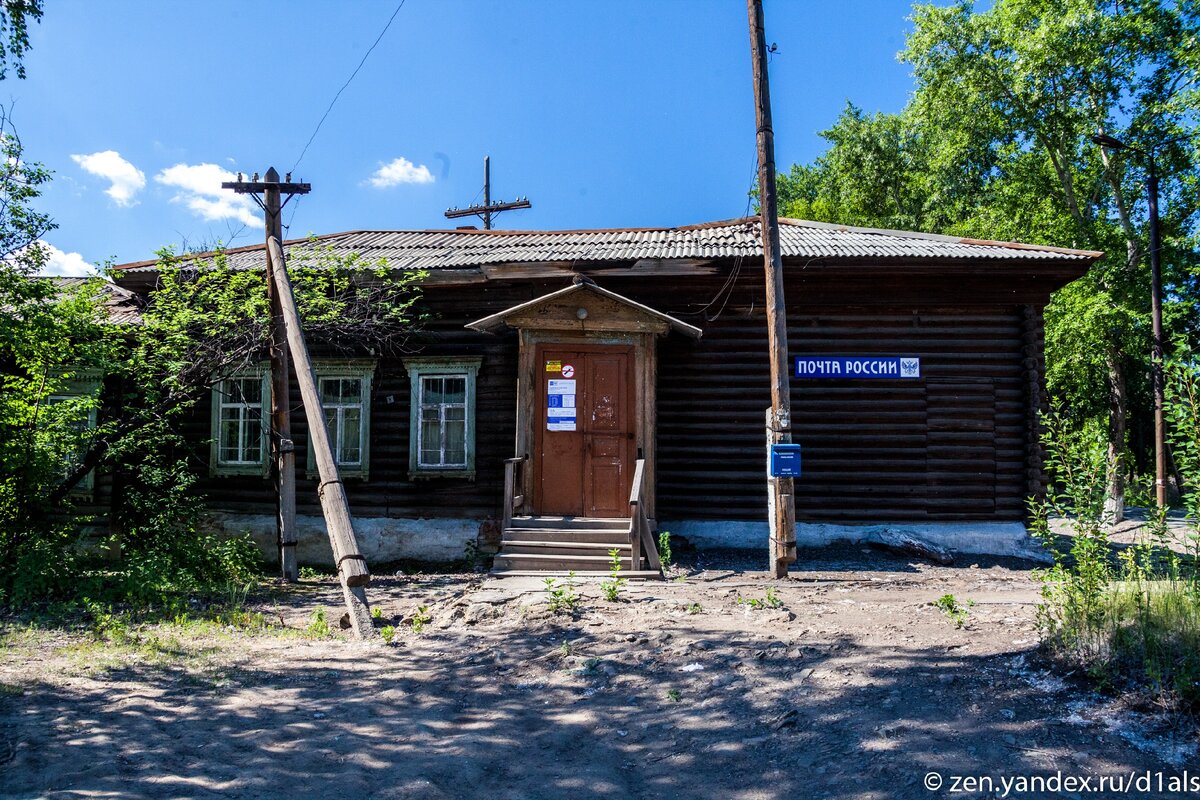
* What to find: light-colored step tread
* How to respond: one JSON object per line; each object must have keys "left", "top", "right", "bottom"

{"left": 490, "top": 569, "right": 663, "bottom": 579}
{"left": 494, "top": 552, "right": 630, "bottom": 563}
{"left": 504, "top": 527, "right": 630, "bottom": 534}
{"left": 509, "top": 516, "right": 629, "bottom": 529}
{"left": 500, "top": 540, "right": 631, "bottom": 550}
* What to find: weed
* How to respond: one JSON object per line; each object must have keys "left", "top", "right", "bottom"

{"left": 686, "top": 602, "right": 703, "bottom": 615}
{"left": 544, "top": 572, "right": 580, "bottom": 614}
{"left": 666, "top": 688, "right": 682, "bottom": 702}
{"left": 933, "top": 594, "right": 974, "bottom": 628}
{"left": 380, "top": 625, "right": 396, "bottom": 644}
{"left": 558, "top": 641, "right": 572, "bottom": 657}
{"left": 658, "top": 530, "right": 673, "bottom": 569}
{"left": 737, "top": 587, "right": 785, "bottom": 610}
{"left": 371, "top": 607, "right": 383, "bottom": 620}
{"left": 410, "top": 605, "right": 432, "bottom": 634}
{"left": 600, "top": 549, "right": 627, "bottom": 602}
{"left": 305, "top": 608, "right": 332, "bottom": 639}
{"left": 298, "top": 566, "right": 323, "bottom": 580}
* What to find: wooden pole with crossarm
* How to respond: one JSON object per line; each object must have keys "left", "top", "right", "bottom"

{"left": 222, "top": 167, "right": 309, "bottom": 582}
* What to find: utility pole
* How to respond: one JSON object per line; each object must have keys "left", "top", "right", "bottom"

{"left": 748, "top": 0, "right": 797, "bottom": 578}
{"left": 222, "top": 167, "right": 311, "bottom": 581}
{"left": 445, "top": 155, "right": 532, "bottom": 229}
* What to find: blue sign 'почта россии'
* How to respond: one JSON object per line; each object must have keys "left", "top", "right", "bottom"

{"left": 793, "top": 356, "right": 921, "bottom": 379}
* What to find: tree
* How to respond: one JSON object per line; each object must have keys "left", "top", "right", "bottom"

{"left": 779, "top": 0, "right": 1200, "bottom": 518}
{"left": 0, "top": 0, "right": 40, "bottom": 80}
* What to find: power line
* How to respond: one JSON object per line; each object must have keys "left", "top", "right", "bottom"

{"left": 291, "top": 1, "right": 407, "bottom": 174}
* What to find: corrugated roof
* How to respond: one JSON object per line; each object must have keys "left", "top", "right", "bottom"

{"left": 112, "top": 216, "right": 1101, "bottom": 274}
{"left": 46, "top": 277, "right": 143, "bottom": 325}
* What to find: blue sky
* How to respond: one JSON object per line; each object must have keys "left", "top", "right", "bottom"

{"left": 18, "top": 0, "right": 920, "bottom": 275}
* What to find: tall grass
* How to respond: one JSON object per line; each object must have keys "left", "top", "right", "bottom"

{"left": 1031, "top": 409, "right": 1200, "bottom": 712}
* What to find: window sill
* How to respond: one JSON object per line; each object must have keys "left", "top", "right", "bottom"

{"left": 408, "top": 469, "right": 476, "bottom": 482}
{"left": 306, "top": 470, "right": 369, "bottom": 482}
{"left": 211, "top": 464, "right": 268, "bottom": 478}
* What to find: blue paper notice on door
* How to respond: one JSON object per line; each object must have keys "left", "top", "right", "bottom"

{"left": 547, "top": 379, "right": 577, "bottom": 431}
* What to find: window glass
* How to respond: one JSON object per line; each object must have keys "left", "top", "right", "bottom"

{"left": 418, "top": 374, "right": 468, "bottom": 468}
{"left": 213, "top": 372, "right": 267, "bottom": 471}
{"left": 404, "top": 358, "right": 480, "bottom": 478}
{"left": 319, "top": 375, "right": 368, "bottom": 469}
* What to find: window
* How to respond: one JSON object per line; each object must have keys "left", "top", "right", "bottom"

{"left": 307, "top": 362, "right": 374, "bottom": 479}
{"left": 210, "top": 369, "right": 269, "bottom": 476}
{"left": 46, "top": 370, "right": 101, "bottom": 492}
{"left": 403, "top": 357, "right": 481, "bottom": 479}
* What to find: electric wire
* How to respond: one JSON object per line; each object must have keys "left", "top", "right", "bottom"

{"left": 291, "top": 1, "right": 407, "bottom": 174}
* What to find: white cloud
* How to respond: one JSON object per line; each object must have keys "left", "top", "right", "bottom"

{"left": 70, "top": 150, "right": 146, "bottom": 207}
{"left": 154, "top": 163, "right": 261, "bottom": 229}
{"left": 368, "top": 156, "right": 435, "bottom": 188}
{"left": 37, "top": 241, "right": 99, "bottom": 277}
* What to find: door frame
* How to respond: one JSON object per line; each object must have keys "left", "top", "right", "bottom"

{"left": 517, "top": 329, "right": 657, "bottom": 520}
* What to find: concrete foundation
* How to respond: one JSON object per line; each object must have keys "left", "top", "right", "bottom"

{"left": 206, "top": 512, "right": 1052, "bottom": 565}
{"left": 661, "top": 519, "right": 1052, "bottom": 560}
{"left": 206, "top": 512, "right": 479, "bottom": 565}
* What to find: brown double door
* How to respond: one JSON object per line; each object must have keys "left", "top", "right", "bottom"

{"left": 535, "top": 344, "right": 635, "bottom": 518}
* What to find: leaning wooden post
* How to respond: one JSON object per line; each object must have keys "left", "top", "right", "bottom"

{"left": 267, "top": 236, "right": 375, "bottom": 640}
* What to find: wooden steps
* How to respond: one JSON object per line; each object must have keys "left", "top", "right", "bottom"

{"left": 491, "top": 516, "right": 662, "bottom": 579}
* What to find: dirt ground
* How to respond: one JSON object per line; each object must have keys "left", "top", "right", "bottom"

{"left": 1, "top": 544, "right": 1197, "bottom": 800}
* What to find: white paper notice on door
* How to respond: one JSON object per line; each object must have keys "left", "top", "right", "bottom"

{"left": 547, "top": 379, "right": 577, "bottom": 431}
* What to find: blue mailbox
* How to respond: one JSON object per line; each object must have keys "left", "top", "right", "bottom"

{"left": 770, "top": 443, "right": 802, "bottom": 477}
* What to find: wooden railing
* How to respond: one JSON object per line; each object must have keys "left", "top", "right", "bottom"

{"left": 627, "top": 459, "right": 661, "bottom": 572}
{"left": 502, "top": 455, "right": 527, "bottom": 531}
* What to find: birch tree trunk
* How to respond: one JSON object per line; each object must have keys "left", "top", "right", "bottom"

{"left": 1104, "top": 349, "right": 1127, "bottom": 525}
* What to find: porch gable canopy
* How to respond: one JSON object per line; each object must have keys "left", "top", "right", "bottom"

{"left": 466, "top": 277, "right": 702, "bottom": 339}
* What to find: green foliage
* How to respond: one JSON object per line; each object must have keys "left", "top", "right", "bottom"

{"left": 1033, "top": 380, "right": 1200, "bottom": 711}
{"left": 686, "top": 602, "right": 703, "bottom": 615}
{"left": 777, "top": 0, "right": 1200, "bottom": 502}
{"left": 933, "top": 594, "right": 974, "bottom": 628}
{"left": 380, "top": 625, "right": 396, "bottom": 644}
{"left": 600, "top": 548, "right": 627, "bottom": 602}
{"left": 0, "top": 1, "right": 42, "bottom": 80}
{"left": 737, "top": 587, "right": 784, "bottom": 610}
{"left": 305, "top": 608, "right": 333, "bottom": 639}
{"left": 665, "top": 688, "right": 682, "bottom": 703}
{"left": 409, "top": 605, "right": 431, "bottom": 634}
{"left": 543, "top": 572, "right": 580, "bottom": 615}
{"left": 2, "top": 231, "right": 422, "bottom": 608}
{"left": 371, "top": 606, "right": 383, "bottom": 620}
{"left": 657, "top": 530, "right": 672, "bottom": 569}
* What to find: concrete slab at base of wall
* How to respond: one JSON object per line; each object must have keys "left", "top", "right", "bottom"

{"left": 661, "top": 519, "right": 1051, "bottom": 560}
{"left": 206, "top": 513, "right": 478, "bottom": 566}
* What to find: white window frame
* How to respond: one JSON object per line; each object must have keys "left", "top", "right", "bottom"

{"left": 47, "top": 369, "right": 102, "bottom": 493}
{"left": 403, "top": 356, "right": 481, "bottom": 480}
{"left": 306, "top": 361, "right": 374, "bottom": 480}
{"left": 210, "top": 367, "right": 270, "bottom": 477}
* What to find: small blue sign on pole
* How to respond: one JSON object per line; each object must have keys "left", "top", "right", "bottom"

{"left": 793, "top": 356, "right": 921, "bottom": 379}
{"left": 770, "top": 443, "right": 802, "bottom": 478}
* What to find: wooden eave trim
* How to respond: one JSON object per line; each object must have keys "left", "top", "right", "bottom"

{"left": 466, "top": 282, "right": 702, "bottom": 340}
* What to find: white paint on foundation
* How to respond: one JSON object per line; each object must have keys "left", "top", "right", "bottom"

{"left": 205, "top": 512, "right": 478, "bottom": 565}
{"left": 661, "top": 519, "right": 1052, "bottom": 561}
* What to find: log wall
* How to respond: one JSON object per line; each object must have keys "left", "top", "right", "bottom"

{"left": 173, "top": 262, "right": 1057, "bottom": 527}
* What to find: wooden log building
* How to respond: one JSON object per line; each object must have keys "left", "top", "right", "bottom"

{"left": 110, "top": 217, "right": 1098, "bottom": 571}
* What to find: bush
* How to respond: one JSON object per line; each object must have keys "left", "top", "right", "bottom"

{"left": 1033, "top": 403, "right": 1200, "bottom": 711}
